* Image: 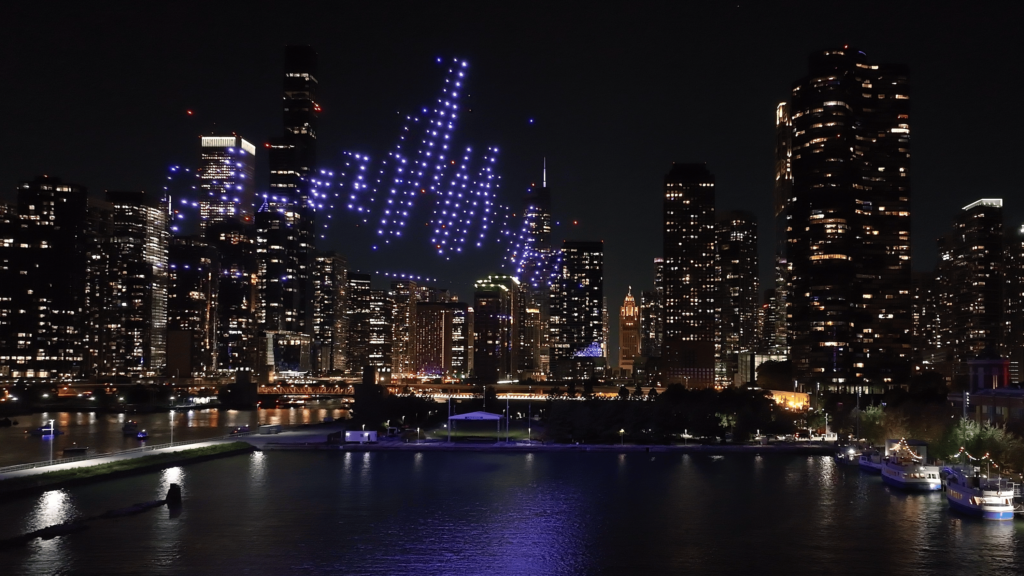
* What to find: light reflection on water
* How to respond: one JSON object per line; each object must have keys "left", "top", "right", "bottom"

{"left": 1, "top": 454, "right": 1023, "bottom": 575}
{"left": 0, "top": 408, "right": 349, "bottom": 467}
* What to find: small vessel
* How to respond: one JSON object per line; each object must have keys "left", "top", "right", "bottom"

{"left": 835, "top": 447, "right": 860, "bottom": 465}
{"left": 230, "top": 425, "right": 251, "bottom": 435}
{"left": 122, "top": 420, "right": 139, "bottom": 436}
{"left": 880, "top": 439, "right": 941, "bottom": 491}
{"left": 858, "top": 449, "right": 884, "bottom": 474}
{"left": 136, "top": 430, "right": 149, "bottom": 440}
{"left": 63, "top": 445, "right": 89, "bottom": 456}
{"left": 943, "top": 465, "right": 1018, "bottom": 520}
{"left": 27, "top": 425, "right": 64, "bottom": 437}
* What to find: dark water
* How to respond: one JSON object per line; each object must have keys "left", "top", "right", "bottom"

{"left": 0, "top": 409, "right": 347, "bottom": 467}
{"left": 2, "top": 452, "right": 1023, "bottom": 575}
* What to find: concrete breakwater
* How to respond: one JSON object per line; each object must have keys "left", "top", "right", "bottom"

{"left": 0, "top": 443, "right": 255, "bottom": 500}
{"left": 0, "top": 484, "right": 183, "bottom": 550}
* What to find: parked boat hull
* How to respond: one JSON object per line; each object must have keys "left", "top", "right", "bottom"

{"left": 947, "top": 497, "right": 1015, "bottom": 520}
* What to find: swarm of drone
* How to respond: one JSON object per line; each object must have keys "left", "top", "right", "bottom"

{"left": 165, "top": 57, "right": 532, "bottom": 272}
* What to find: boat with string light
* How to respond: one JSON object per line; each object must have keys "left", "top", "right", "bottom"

{"left": 880, "top": 438, "right": 941, "bottom": 491}
{"left": 942, "top": 450, "right": 1020, "bottom": 520}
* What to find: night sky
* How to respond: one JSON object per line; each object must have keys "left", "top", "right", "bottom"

{"left": 3, "top": 1, "right": 1023, "bottom": 353}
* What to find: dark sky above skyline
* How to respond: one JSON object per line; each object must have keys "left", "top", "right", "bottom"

{"left": 3, "top": 1, "right": 1023, "bottom": 353}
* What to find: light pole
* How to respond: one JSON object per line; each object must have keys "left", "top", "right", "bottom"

{"left": 169, "top": 396, "right": 175, "bottom": 447}
{"left": 417, "top": 427, "right": 420, "bottom": 443}
{"left": 48, "top": 419, "right": 54, "bottom": 463}
{"left": 619, "top": 428, "right": 625, "bottom": 446}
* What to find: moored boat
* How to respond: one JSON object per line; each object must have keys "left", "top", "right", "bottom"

{"left": 943, "top": 465, "right": 1018, "bottom": 520}
{"left": 122, "top": 420, "right": 139, "bottom": 436}
{"left": 880, "top": 438, "right": 941, "bottom": 491}
{"left": 859, "top": 449, "right": 883, "bottom": 474}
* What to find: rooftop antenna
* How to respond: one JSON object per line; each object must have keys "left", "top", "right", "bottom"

{"left": 543, "top": 157, "right": 547, "bottom": 188}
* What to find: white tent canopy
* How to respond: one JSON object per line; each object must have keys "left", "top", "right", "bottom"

{"left": 447, "top": 411, "right": 504, "bottom": 442}
{"left": 448, "top": 411, "right": 502, "bottom": 421}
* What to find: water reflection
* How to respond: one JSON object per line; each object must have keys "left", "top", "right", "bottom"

{"left": 0, "top": 407, "right": 349, "bottom": 467}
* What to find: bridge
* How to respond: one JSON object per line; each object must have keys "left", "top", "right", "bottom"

{"left": 257, "top": 385, "right": 354, "bottom": 397}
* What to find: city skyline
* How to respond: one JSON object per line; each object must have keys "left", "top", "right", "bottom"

{"left": 4, "top": 3, "right": 1023, "bottom": 313}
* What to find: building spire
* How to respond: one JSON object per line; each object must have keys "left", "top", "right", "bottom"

{"left": 543, "top": 157, "right": 547, "bottom": 188}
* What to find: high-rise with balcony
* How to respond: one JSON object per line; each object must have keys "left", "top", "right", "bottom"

{"left": 785, "top": 48, "right": 912, "bottom": 390}
{"left": 662, "top": 163, "right": 716, "bottom": 387}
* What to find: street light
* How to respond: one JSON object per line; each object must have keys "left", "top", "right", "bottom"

{"left": 416, "top": 427, "right": 421, "bottom": 443}
{"left": 619, "top": 428, "right": 625, "bottom": 446}
{"left": 48, "top": 419, "right": 54, "bottom": 463}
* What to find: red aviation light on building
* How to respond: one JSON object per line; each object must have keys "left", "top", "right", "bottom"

{"left": 313, "top": 103, "right": 322, "bottom": 113}
{"left": 264, "top": 143, "right": 271, "bottom": 148}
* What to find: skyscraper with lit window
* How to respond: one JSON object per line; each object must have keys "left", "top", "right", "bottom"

{"left": 198, "top": 135, "right": 255, "bottom": 231}
{"left": 935, "top": 199, "right": 1004, "bottom": 385}
{"left": 519, "top": 163, "right": 556, "bottom": 378}
{"left": 662, "top": 163, "right": 716, "bottom": 388}
{"left": 785, "top": 47, "right": 912, "bottom": 390}
{"left": 1004, "top": 224, "right": 1024, "bottom": 383}
{"left": 312, "top": 252, "right": 348, "bottom": 375}
{"left": 717, "top": 211, "right": 759, "bottom": 384}
{"left": 345, "top": 273, "right": 372, "bottom": 378}
{"left": 205, "top": 219, "right": 258, "bottom": 372}
{"left": 166, "top": 236, "right": 219, "bottom": 377}
{"left": 257, "top": 45, "right": 319, "bottom": 338}
{"left": 389, "top": 280, "right": 419, "bottom": 381}
{"left": 0, "top": 176, "right": 95, "bottom": 379}
{"left": 473, "top": 274, "right": 522, "bottom": 383}
{"left": 772, "top": 103, "right": 793, "bottom": 352}
{"left": 550, "top": 241, "right": 604, "bottom": 374}
{"left": 91, "top": 191, "right": 170, "bottom": 377}
{"left": 619, "top": 288, "right": 640, "bottom": 373}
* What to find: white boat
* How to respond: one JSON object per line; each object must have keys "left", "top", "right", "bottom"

{"left": 880, "top": 439, "right": 941, "bottom": 491}
{"left": 943, "top": 465, "right": 1018, "bottom": 520}
{"left": 859, "top": 449, "right": 883, "bottom": 474}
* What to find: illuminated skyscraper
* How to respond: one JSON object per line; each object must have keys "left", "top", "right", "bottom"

{"left": 367, "top": 289, "right": 393, "bottom": 383}
{"left": 91, "top": 191, "right": 170, "bottom": 377}
{"left": 198, "top": 135, "right": 255, "bottom": 230}
{"left": 0, "top": 176, "right": 95, "bottom": 379}
{"left": 390, "top": 280, "right": 419, "bottom": 381}
{"left": 772, "top": 103, "right": 793, "bottom": 352}
{"left": 205, "top": 220, "right": 258, "bottom": 372}
{"left": 414, "top": 301, "right": 473, "bottom": 378}
{"left": 519, "top": 162, "right": 556, "bottom": 377}
{"left": 1004, "top": 224, "right": 1024, "bottom": 383}
{"left": 785, "top": 48, "right": 912, "bottom": 390}
{"left": 640, "top": 258, "right": 664, "bottom": 358}
{"left": 619, "top": 288, "right": 640, "bottom": 373}
{"left": 935, "top": 199, "right": 1004, "bottom": 385}
{"left": 717, "top": 211, "right": 759, "bottom": 384}
{"left": 166, "top": 237, "right": 219, "bottom": 377}
{"left": 345, "top": 273, "right": 372, "bottom": 377}
{"left": 312, "top": 252, "right": 347, "bottom": 375}
{"left": 662, "top": 163, "right": 716, "bottom": 388}
{"left": 550, "top": 241, "right": 604, "bottom": 373}
{"left": 473, "top": 274, "right": 522, "bottom": 383}
{"left": 258, "top": 45, "right": 319, "bottom": 338}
